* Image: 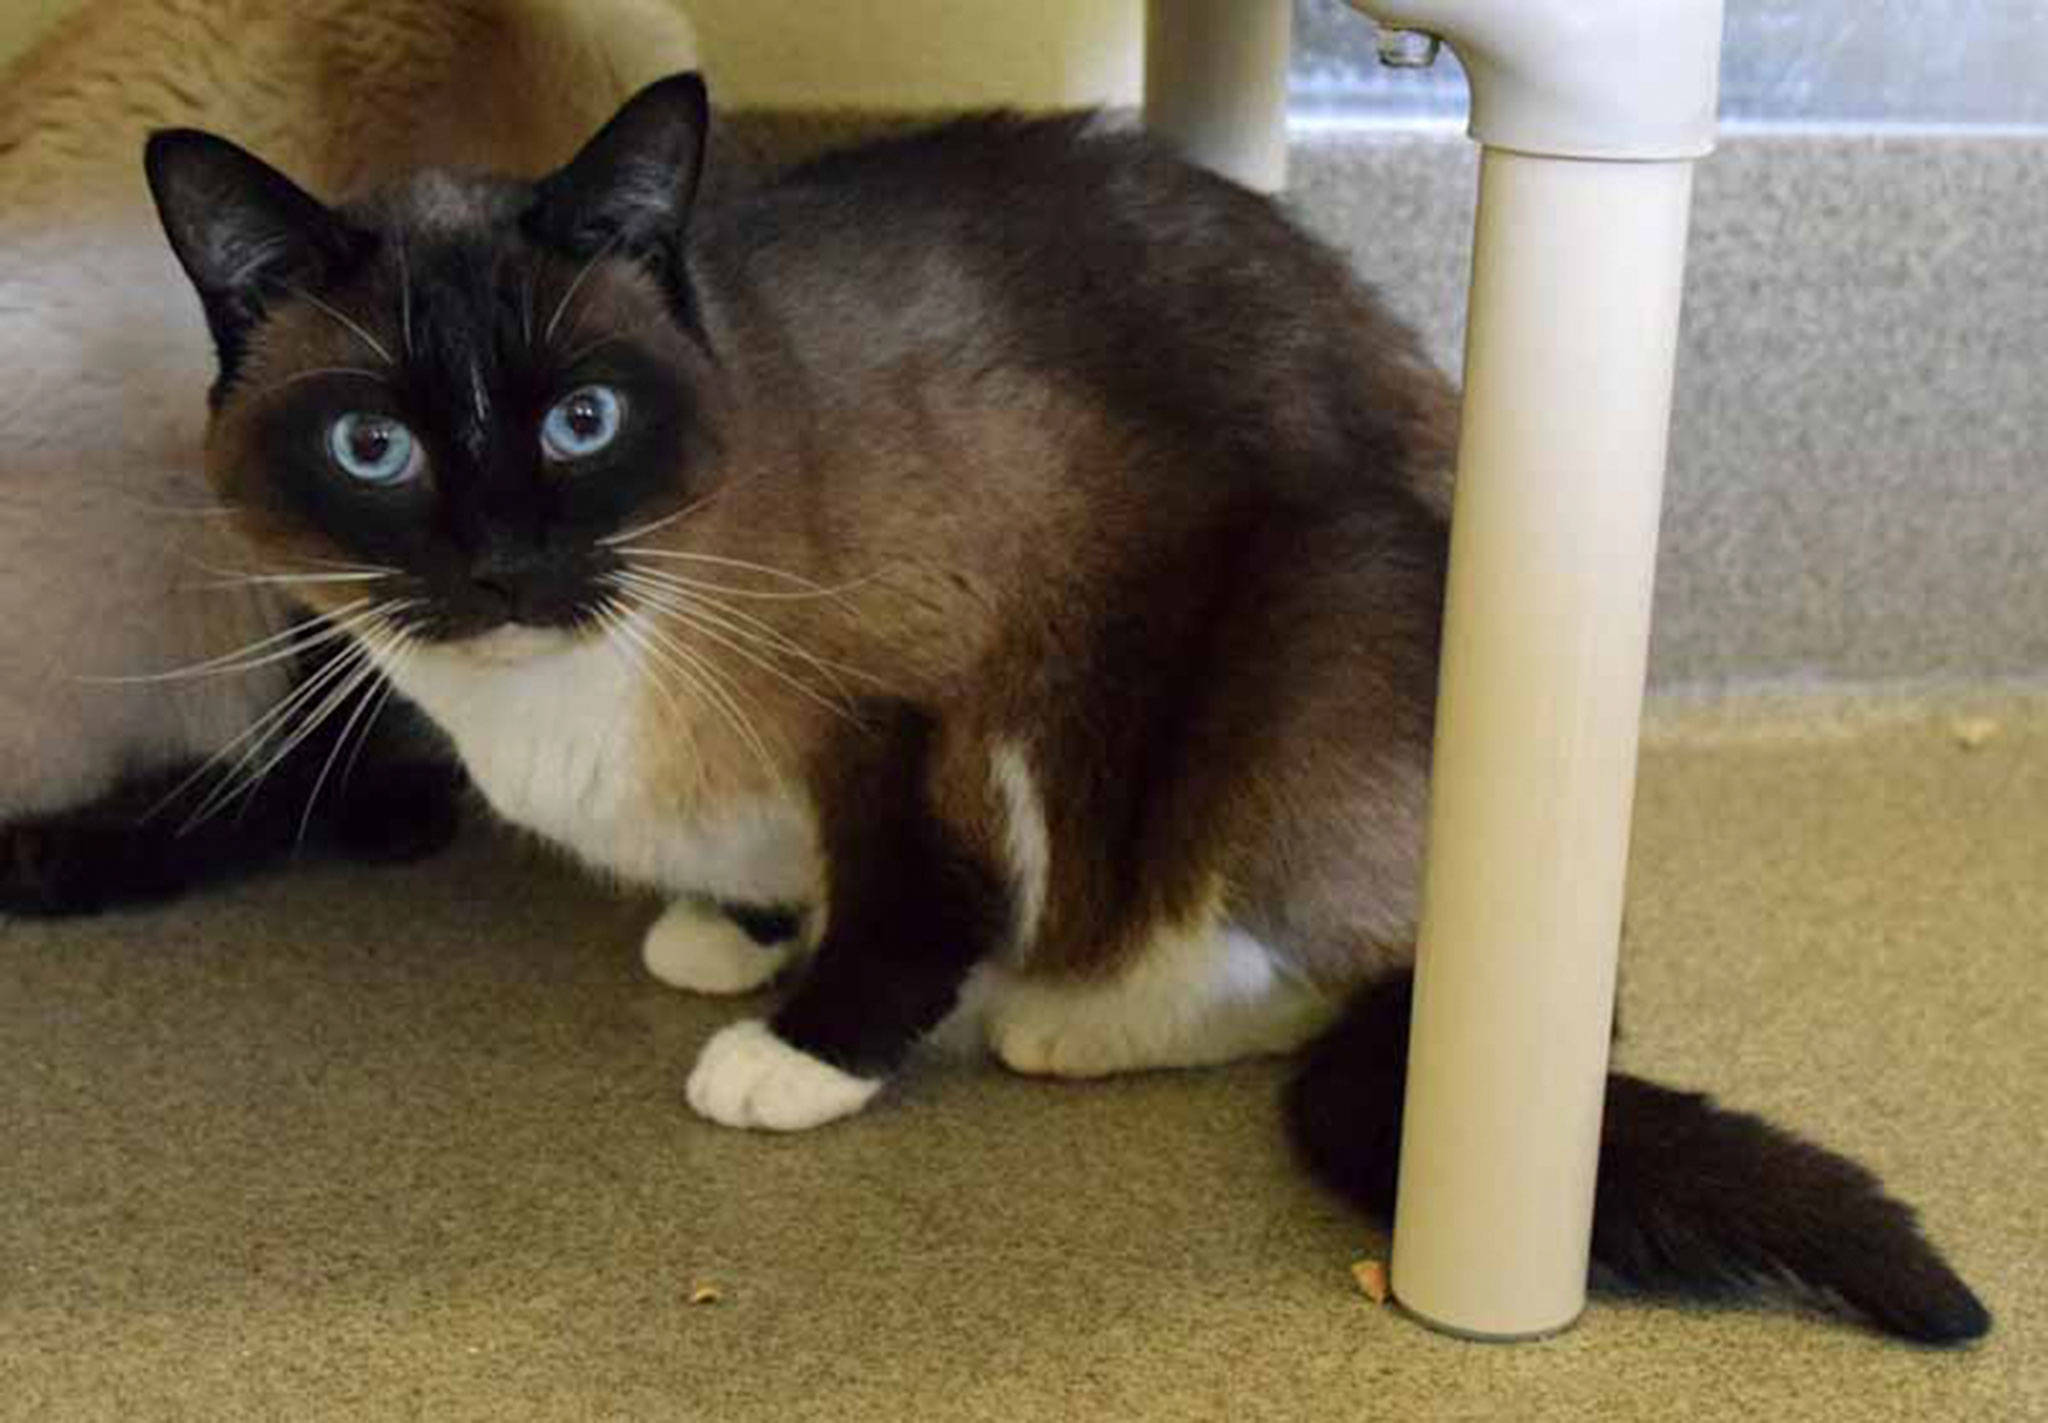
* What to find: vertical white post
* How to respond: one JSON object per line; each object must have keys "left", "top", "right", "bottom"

{"left": 1389, "top": 151, "right": 1693, "bottom": 1338}
{"left": 1143, "top": 0, "right": 1293, "bottom": 193}
{"left": 1142, "top": 0, "right": 1719, "bottom": 1340}
{"left": 1338, "top": 0, "right": 1722, "bottom": 1341}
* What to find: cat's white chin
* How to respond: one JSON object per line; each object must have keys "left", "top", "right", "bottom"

{"left": 687, "top": 1020, "right": 881, "bottom": 1131}
{"left": 446, "top": 624, "right": 584, "bottom": 665}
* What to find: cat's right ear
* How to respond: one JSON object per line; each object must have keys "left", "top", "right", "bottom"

{"left": 144, "top": 130, "right": 370, "bottom": 375}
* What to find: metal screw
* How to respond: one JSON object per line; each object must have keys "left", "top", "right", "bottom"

{"left": 1375, "top": 26, "right": 1442, "bottom": 69}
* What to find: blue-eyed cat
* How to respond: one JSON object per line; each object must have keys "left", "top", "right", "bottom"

{"left": 0, "top": 0, "right": 697, "bottom": 912}
{"left": 144, "top": 73, "right": 1988, "bottom": 1344}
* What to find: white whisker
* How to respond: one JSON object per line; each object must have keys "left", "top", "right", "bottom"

{"left": 161, "top": 600, "right": 418, "bottom": 828}
{"left": 182, "top": 602, "right": 419, "bottom": 831}
{"left": 168, "top": 640, "right": 374, "bottom": 828}
{"left": 604, "top": 607, "right": 695, "bottom": 720}
{"left": 603, "top": 605, "right": 725, "bottom": 791}
{"left": 284, "top": 554, "right": 404, "bottom": 575}
{"left": 637, "top": 601, "right": 854, "bottom": 722}
{"left": 605, "top": 547, "right": 847, "bottom": 594}
{"left": 333, "top": 651, "right": 404, "bottom": 803}
{"left": 80, "top": 598, "right": 379, "bottom": 684}
{"left": 615, "top": 561, "right": 877, "bottom": 602}
{"left": 559, "top": 305, "right": 674, "bottom": 368}
{"left": 597, "top": 493, "right": 719, "bottom": 548}
{"left": 397, "top": 239, "right": 415, "bottom": 360}
{"left": 542, "top": 230, "right": 627, "bottom": 347}
{"left": 622, "top": 602, "right": 782, "bottom": 781}
{"left": 611, "top": 570, "right": 873, "bottom": 707}
{"left": 213, "top": 648, "right": 379, "bottom": 832}
{"left": 294, "top": 620, "right": 411, "bottom": 845}
{"left": 112, "top": 495, "right": 244, "bottom": 520}
{"left": 186, "top": 570, "right": 395, "bottom": 590}
{"left": 246, "top": 366, "right": 390, "bottom": 402}
{"left": 603, "top": 607, "right": 720, "bottom": 798}
{"left": 598, "top": 604, "right": 688, "bottom": 736}
{"left": 285, "top": 287, "right": 395, "bottom": 366}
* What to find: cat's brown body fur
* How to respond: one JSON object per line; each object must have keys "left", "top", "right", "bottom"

{"left": 665, "top": 127, "right": 1458, "bottom": 990}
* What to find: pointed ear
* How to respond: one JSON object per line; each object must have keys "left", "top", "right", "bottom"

{"left": 144, "top": 129, "right": 370, "bottom": 374}
{"left": 523, "top": 73, "right": 710, "bottom": 258}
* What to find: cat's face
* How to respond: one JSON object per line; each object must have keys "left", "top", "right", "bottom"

{"left": 145, "top": 75, "right": 714, "bottom": 650}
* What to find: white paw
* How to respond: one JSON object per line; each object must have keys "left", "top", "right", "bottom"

{"left": 686, "top": 1020, "right": 882, "bottom": 1131}
{"left": 642, "top": 901, "right": 796, "bottom": 996}
{"left": 988, "top": 1006, "right": 1140, "bottom": 1079}
{"left": 985, "top": 949, "right": 1337, "bottom": 1080}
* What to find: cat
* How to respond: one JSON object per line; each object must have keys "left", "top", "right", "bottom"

{"left": 0, "top": 0, "right": 701, "bottom": 913}
{"left": 142, "top": 72, "right": 1990, "bottom": 1344}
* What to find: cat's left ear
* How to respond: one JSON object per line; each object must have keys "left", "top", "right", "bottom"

{"left": 524, "top": 72, "right": 710, "bottom": 260}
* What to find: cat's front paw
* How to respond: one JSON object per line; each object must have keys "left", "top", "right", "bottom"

{"left": 643, "top": 901, "right": 796, "bottom": 996}
{"left": 686, "top": 1020, "right": 881, "bottom": 1131}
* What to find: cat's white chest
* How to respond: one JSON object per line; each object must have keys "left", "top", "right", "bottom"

{"left": 387, "top": 629, "right": 820, "bottom": 905}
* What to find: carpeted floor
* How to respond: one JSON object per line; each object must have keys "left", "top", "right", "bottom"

{"left": 3, "top": 692, "right": 2042, "bottom": 1421}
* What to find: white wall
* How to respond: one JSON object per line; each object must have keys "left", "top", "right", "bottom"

{"left": 1, "top": 1, "right": 1145, "bottom": 108}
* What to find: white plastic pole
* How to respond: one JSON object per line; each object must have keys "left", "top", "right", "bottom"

{"left": 1336, "top": 0, "right": 1722, "bottom": 1340}
{"left": 1390, "top": 150, "right": 1694, "bottom": 1338}
{"left": 1144, "top": 0, "right": 1719, "bottom": 1340}
{"left": 1142, "top": 0, "right": 1293, "bottom": 193}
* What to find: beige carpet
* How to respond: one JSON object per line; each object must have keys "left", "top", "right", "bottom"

{"left": 4, "top": 692, "right": 2042, "bottom": 1421}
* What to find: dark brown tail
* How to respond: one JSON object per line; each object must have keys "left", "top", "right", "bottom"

{"left": 1283, "top": 970, "right": 1991, "bottom": 1345}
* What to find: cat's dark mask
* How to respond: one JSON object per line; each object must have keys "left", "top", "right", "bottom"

{"left": 144, "top": 73, "right": 713, "bottom": 643}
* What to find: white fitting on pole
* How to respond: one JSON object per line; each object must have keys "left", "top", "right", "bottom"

{"left": 1351, "top": 0, "right": 1722, "bottom": 160}
{"left": 1335, "top": 0, "right": 1723, "bottom": 1340}
{"left": 1142, "top": 0, "right": 1293, "bottom": 192}
{"left": 1391, "top": 150, "right": 1695, "bottom": 1339}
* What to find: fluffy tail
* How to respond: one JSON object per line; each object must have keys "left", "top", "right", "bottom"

{"left": 1283, "top": 970, "right": 1991, "bottom": 1345}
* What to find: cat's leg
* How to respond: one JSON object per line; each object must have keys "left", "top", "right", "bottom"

{"left": 686, "top": 708, "right": 1006, "bottom": 1131}
{"left": 642, "top": 896, "right": 806, "bottom": 995}
{"left": 985, "top": 914, "right": 1338, "bottom": 1078}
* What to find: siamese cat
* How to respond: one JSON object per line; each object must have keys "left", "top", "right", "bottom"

{"left": 143, "top": 73, "right": 1989, "bottom": 1344}
{"left": 0, "top": 0, "right": 699, "bottom": 912}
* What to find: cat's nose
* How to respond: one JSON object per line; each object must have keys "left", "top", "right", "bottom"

{"left": 469, "top": 574, "right": 518, "bottom": 614}
{"left": 471, "top": 549, "right": 586, "bottom": 627}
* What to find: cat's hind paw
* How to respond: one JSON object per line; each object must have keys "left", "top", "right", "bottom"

{"left": 686, "top": 1020, "right": 881, "bottom": 1131}
{"left": 643, "top": 900, "right": 796, "bottom": 996}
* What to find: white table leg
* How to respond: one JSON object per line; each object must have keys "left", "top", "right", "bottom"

{"left": 1142, "top": 0, "right": 1293, "bottom": 193}
{"left": 1389, "top": 148, "right": 1694, "bottom": 1338}
{"left": 1146, "top": 0, "right": 1722, "bottom": 1342}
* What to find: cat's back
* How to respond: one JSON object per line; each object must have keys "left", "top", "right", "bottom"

{"left": 0, "top": 0, "right": 699, "bottom": 211}
{"left": 715, "top": 115, "right": 1457, "bottom": 507}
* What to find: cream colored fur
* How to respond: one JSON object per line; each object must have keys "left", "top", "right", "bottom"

{"left": 386, "top": 626, "right": 822, "bottom": 907}
{"left": 687, "top": 1019, "right": 882, "bottom": 1132}
{"left": 643, "top": 898, "right": 799, "bottom": 995}
{"left": 0, "top": 0, "right": 698, "bottom": 817}
{"left": 981, "top": 917, "right": 1341, "bottom": 1079}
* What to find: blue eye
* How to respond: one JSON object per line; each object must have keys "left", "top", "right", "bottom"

{"left": 541, "top": 385, "right": 623, "bottom": 461}
{"left": 328, "top": 413, "right": 421, "bottom": 485}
